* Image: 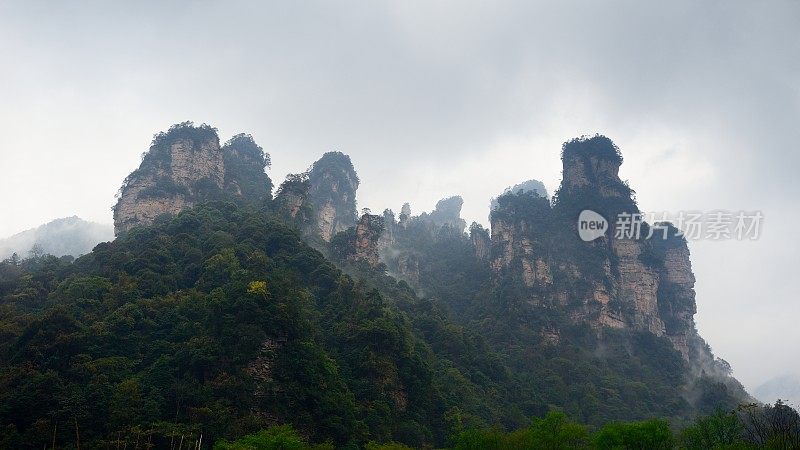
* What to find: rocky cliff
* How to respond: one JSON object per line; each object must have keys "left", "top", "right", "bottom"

{"left": 469, "top": 223, "right": 491, "bottom": 261}
{"left": 1, "top": 128, "right": 755, "bottom": 448}
{"left": 306, "top": 152, "right": 359, "bottom": 242}
{"left": 105, "top": 126, "right": 748, "bottom": 424}
{"left": 486, "top": 135, "right": 701, "bottom": 359}
{"left": 272, "top": 152, "right": 360, "bottom": 244}
{"left": 338, "top": 196, "right": 474, "bottom": 288}
{"left": 560, "top": 135, "right": 630, "bottom": 201}
{"left": 113, "top": 125, "right": 714, "bottom": 367}
{"left": 653, "top": 224, "right": 700, "bottom": 360}
{"left": 113, "top": 123, "right": 272, "bottom": 235}
{"left": 273, "top": 173, "right": 311, "bottom": 223}
{"left": 322, "top": 136, "right": 745, "bottom": 414}
{"left": 351, "top": 213, "right": 385, "bottom": 266}
{"left": 325, "top": 135, "right": 706, "bottom": 363}
{"left": 489, "top": 190, "right": 553, "bottom": 295}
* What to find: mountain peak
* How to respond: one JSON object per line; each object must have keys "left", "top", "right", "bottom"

{"left": 113, "top": 122, "right": 272, "bottom": 235}
{"left": 554, "top": 135, "right": 638, "bottom": 220}
{"left": 306, "top": 151, "right": 360, "bottom": 242}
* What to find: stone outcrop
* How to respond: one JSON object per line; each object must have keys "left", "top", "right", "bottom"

{"left": 314, "top": 134, "right": 742, "bottom": 409}
{"left": 560, "top": 135, "right": 627, "bottom": 199}
{"left": 115, "top": 193, "right": 193, "bottom": 235}
{"left": 489, "top": 190, "right": 553, "bottom": 295}
{"left": 489, "top": 219, "right": 515, "bottom": 271}
{"left": 312, "top": 135, "right": 700, "bottom": 362}
{"left": 653, "top": 225, "right": 699, "bottom": 359}
{"left": 351, "top": 213, "right": 385, "bottom": 266}
{"left": 469, "top": 223, "right": 491, "bottom": 261}
{"left": 484, "top": 135, "right": 700, "bottom": 359}
{"left": 113, "top": 126, "right": 709, "bottom": 367}
{"left": 393, "top": 252, "right": 420, "bottom": 286}
{"left": 273, "top": 152, "right": 359, "bottom": 243}
{"left": 306, "top": 152, "right": 359, "bottom": 242}
{"left": 113, "top": 123, "right": 272, "bottom": 235}
{"left": 114, "top": 124, "right": 224, "bottom": 235}
{"left": 172, "top": 138, "right": 224, "bottom": 187}
{"left": 611, "top": 238, "right": 665, "bottom": 335}
{"left": 273, "top": 173, "right": 311, "bottom": 223}
{"left": 222, "top": 133, "right": 274, "bottom": 200}
{"left": 399, "top": 203, "right": 412, "bottom": 227}
{"left": 344, "top": 198, "right": 470, "bottom": 287}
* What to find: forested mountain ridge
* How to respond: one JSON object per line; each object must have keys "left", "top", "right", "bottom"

{"left": 0, "top": 123, "right": 759, "bottom": 448}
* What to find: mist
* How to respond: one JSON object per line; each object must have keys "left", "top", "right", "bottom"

{"left": 1, "top": 0, "right": 798, "bottom": 394}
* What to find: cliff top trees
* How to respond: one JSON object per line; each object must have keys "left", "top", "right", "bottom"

{"left": 222, "top": 133, "right": 273, "bottom": 202}
{"left": 561, "top": 134, "right": 623, "bottom": 165}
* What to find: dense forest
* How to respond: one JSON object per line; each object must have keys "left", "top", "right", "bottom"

{"left": 216, "top": 405, "right": 800, "bottom": 449}
{"left": 0, "top": 124, "right": 795, "bottom": 449}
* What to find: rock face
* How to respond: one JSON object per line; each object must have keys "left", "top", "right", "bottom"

{"left": 342, "top": 197, "right": 471, "bottom": 287}
{"left": 272, "top": 152, "right": 359, "bottom": 244}
{"left": 319, "top": 135, "right": 746, "bottom": 413}
{"left": 393, "top": 252, "right": 420, "bottom": 286}
{"left": 114, "top": 124, "right": 223, "bottom": 235}
{"left": 653, "top": 226, "right": 699, "bottom": 359}
{"left": 486, "top": 135, "right": 699, "bottom": 359}
{"left": 489, "top": 190, "right": 553, "bottom": 298}
{"left": 223, "top": 133, "right": 274, "bottom": 200}
{"left": 113, "top": 123, "right": 272, "bottom": 235}
{"left": 273, "top": 174, "right": 311, "bottom": 223}
{"left": 306, "top": 152, "right": 359, "bottom": 242}
{"left": 611, "top": 238, "right": 665, "bottom": 335}
{"left": 172, "top": 138, "right": 224, "bottom": 188}
{"left": 560, "top": 135, "right": 627, "bottom": 199}
{"left": 115, "top": 194, "right": 193, "bottom": 236}
{"left": 469, "top": 223, "right": 491, "bottom": 261}
{"left": 314, "top": 136, "right": 701, "bottom": 361}
{"left": 351, "top": 214, "right": 385, "bottom": 266}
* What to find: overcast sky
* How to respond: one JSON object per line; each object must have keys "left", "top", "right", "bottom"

{"left": 1, "top": 0, "right": 798, "bottom": 392}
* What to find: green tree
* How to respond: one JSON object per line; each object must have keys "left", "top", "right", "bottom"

{"left": 525, "top": 411, "right": 590, "bottom": 449}
{"left": 214, "top": 425, "right": 333, "bottom": 450}
{"left": 680, "top": 408, "right": 747, "bottom": 450}
{"left": 593, "top": 418, "right": 674, "bottom": 450}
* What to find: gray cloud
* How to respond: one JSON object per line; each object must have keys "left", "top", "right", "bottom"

{"left": 0, "top": 0, "right": 798, "bottom": 391}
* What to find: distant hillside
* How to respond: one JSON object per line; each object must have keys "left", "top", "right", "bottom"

{"left": 755, "top": 374, "right": 800, "bottom": 408}
{"left": 0, "top": 216, "right": 113, "bottom": 259}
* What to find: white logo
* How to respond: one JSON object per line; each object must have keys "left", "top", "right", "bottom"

{"left": 578, "top": 210, "right": 608, "bottom": 242}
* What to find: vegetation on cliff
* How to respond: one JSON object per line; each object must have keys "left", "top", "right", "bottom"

{"left": 0, "top": 204, "right": 446, "bottom": 447}
{"left": 222, "top": 133, "right": 273, "bottom": 203}
{"left": 113, "top": 122, "right": 273, "bottom": 235}
{"left": 0, "top": 127, "right": 772, "bottom": 448}
{"left": 561, "top": 134, "right": 623, "bottom": 166}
